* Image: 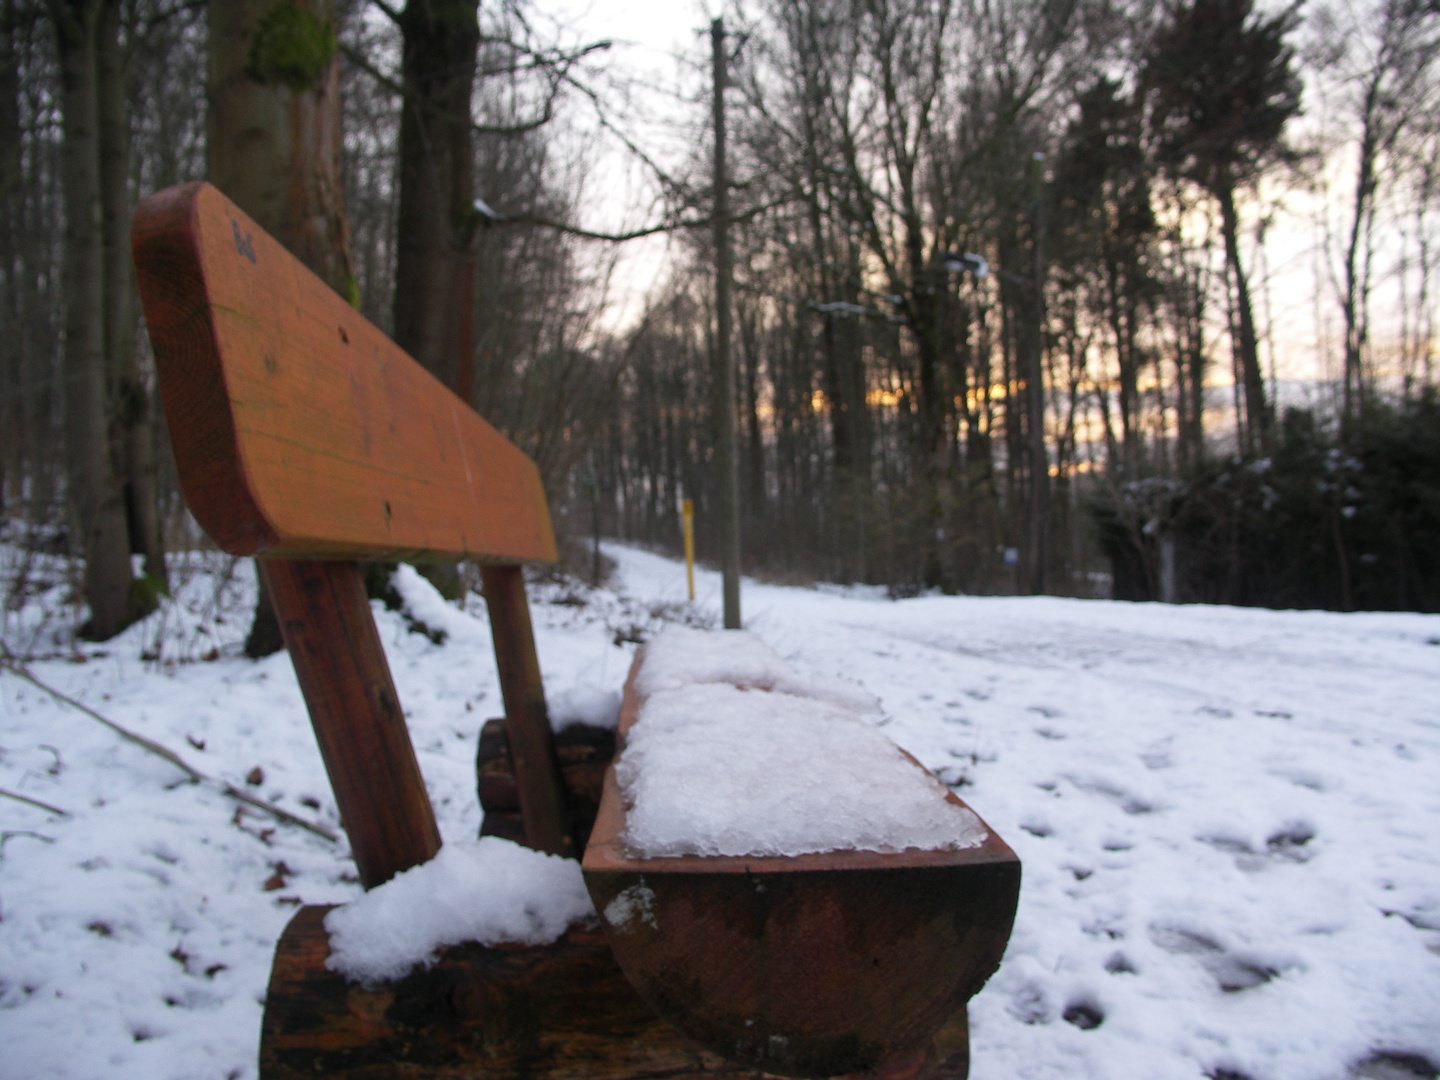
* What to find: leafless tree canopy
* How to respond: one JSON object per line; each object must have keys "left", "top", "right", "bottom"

{"left": 4, "top": 0, "right": 1440, "bottom": 629}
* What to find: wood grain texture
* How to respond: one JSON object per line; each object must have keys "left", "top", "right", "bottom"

{"left": 132, "top": 181, "right": 556, "bottom": 563}
{"left": 476, "top": 718, "right": 616, "bottom": 854}
{"left": 482, "top": 565, "right": 571, "bottom": 858}
{"left": 263, "top": 559, "right": 440, "bottom": 888}
{"left": 581, "top": 651, "right": 1020, "bottom": 1079}
{"left": 258, "top": 905, "right": 971, "bottom": 1080}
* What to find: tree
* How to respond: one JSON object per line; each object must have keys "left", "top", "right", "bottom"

{"left": 1145, "top": 0, "right": 1302, "bottom": 455}
{"left": 99, "top": 0, "right": 166, "bottom": 594}
{"left": 209, "top": 0, "right": 355, "bottom": 295}
{"left": 1, "top": 0, "right": 22, "bottom": 513}
{"left": 209, "top": 0, "right": 356, "bottom": 655}
{"left": 1053, "top": 76, "right": 1158, "bottom": 477}
{"left": 390, "top": 0, "right": 480, "bottom": 392}
{"left": 49, "top": 0, "right": 137, "bottom": 639}
{"left": 1313, "top": 0, "right": 1440, "bottom": 421}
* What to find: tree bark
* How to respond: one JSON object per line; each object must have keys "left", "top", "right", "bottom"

{"left": 391, "top": 0, "right": 479, "bottom": 390}
{"left": 1025, "top": 156, "right": 1048, "bottom": 595}
{"left": 0, "top": 0, "right": 20, "bottom": 514}
{"left": 1341, "top": 80, "right": 1381, "bottom": 426}
{"left": 51, "top": 0, "right": 135, "bottom": 640}
{"left": 208, "top": 0, "right": 356, "bottom": 657}
{"left": 208, "top": 0, "right": 354, "bottom": 295}
{"left": 98, "top": 0, "right": 166, "bottom": 591}
{"left": 1216, "top": 180, "right": 1269, "bottom": 455}
{"left": 712, "top": 17, "right": 741, "bottom": 628}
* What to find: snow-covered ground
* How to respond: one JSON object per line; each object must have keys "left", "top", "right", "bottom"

{"left": 1, "top": 542, "right": 1437, "bottom": 1080}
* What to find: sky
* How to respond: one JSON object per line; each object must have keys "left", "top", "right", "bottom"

{"left": 541, "top": 0, "right": 717, "bottom": 328}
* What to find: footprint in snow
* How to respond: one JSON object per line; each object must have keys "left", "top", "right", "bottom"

{"left": 1149, "top": 925, "right": 1288, "bottom": 992}
{"left": 1007, "top": 982, "right": 1050, "bottom": 1025}
{"left": 1349, "top": 1051, "right": 1440, "bottom": 1080}
{"left": 1067, "top": 775, "right": 1157, "bottom": 815}
{"left": 1104, "top": 952, "right": 1137, "bottom": 974}
{"left": 1062, "top": 998, "right": 1104, "bottom": 1030}
{"left": 1197, "top": 822, "right": 1316, "bottom": 870}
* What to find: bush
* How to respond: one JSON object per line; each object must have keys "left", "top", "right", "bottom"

{"left": 1090, "top": 396, "right": 1440, "bottom": 612}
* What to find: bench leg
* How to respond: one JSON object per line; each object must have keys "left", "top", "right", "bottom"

{"left": 481, "top": 564, "right": 573, "bottom": 857}
{"left": 261, "top": 559, "right": 441, "bottom": 888}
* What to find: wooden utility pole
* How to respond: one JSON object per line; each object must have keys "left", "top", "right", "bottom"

{"left": 712, "top": 16, "right": 741, "bottom": 628}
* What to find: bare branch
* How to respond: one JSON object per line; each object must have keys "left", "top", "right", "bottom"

{"left": 367, "top": 0, "right": 402, "bottom": 26}
{"left": 488, "top": 194, "right": 791, "bottom": 244}
{"left": 0, "top": 654, "right": 340, "bottom": 843}
{"left": 0, "top": 787, "right": 70, "bottom": 816}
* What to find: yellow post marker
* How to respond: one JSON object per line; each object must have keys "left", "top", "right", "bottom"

{"left": 682, "top": 499, "right": 695, "bottom": 601}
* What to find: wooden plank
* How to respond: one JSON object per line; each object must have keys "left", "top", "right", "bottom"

{"left": 482, "top": 565, "right": 572, "bottom": 857}
{"left": 263, "top": 559, "right": 440, "bottom": 888}
{"left": 581, "top": 652, "right": 1021, "bottom": 1079}
{"left": 132, "top": 181, "right": 556, "bottom": 563}
{"left": 258, "top": 904, "right": 973, "bottom": 1080}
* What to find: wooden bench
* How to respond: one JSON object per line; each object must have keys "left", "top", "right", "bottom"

{"left": 583, "top": 643, "right": 1020, "bottom": 1079}
{"left": 132, "top": 181, "right": 1015, "bottom": 1080}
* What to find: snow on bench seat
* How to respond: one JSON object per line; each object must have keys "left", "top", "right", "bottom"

{"left": 580, "top": 626, "right": 1021, "bottom": 1079}
{"left": 617, "top": 627, "right": 986, "bottom": 858}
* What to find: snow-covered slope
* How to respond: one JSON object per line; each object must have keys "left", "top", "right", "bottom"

{"left": 1, "top": 543, "right": 1437, "bottom": 1080}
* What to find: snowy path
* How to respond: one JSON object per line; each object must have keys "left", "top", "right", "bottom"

{"left": 610, "top": 546, "right": 1440, "bottom": 1080}
{"left": 1, "top": 544, "right": 1437, "bottom": 1080}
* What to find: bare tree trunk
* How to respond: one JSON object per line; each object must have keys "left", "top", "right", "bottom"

{"left": 1217, "top": 181, "right": 1269, "bottom": 454}
{"left": 209, "top": 0, "right": 355, "bottom": 656}
{"left": 737, "top": 299, "right": 766, "bottom": 532}
{"left": 1186, "top": 255, "right": 1208, "bottom": 465}
{"left": 98, "top": 0, "right": 165, "bottom": 592}
{"left": 1026, "top": 180, "right": 1049, "bottom": 594}
{"left": 391, "top": 0, "right": 478, "bottom": 388}
{"left": 713, "top": 17, "right": 741, "bottom": 628}
{"left": 1341, "top": 83, "right": 1380, "bottom": 427}
{"left": 209, "top": 0, "right": 353, "bottom": 292}
{"left": 51, "top": 0, "right": 136, "bottom": 640}
{"left": 0, "top": 0, "right": 20, "bottom": 514}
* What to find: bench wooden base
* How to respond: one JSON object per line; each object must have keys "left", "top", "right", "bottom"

{"left": 258, "top": 905, "right": 971, "bottom": 1080}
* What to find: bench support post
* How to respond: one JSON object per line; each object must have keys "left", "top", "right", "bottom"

{"left": 262, "top": 559, "right": 441, "bottom": 888}
{"left": 481, "top": 564, "right": 572, "bottom": 857}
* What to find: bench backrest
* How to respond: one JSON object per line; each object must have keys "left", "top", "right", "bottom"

{"left": 132, "top": 181, "right": 555, "bottom": 565}
{"left": 132, "top": 182, "right": 573, "bottom": 886}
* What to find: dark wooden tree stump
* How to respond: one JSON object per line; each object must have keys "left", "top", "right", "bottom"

{"left": 477, "top": 719, "right": 615, "bottom": 855}
{"left": 258, "top": 905, "right": 971, "bottom": 1080}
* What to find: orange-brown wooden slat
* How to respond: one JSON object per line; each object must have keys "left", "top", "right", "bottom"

{"left": 131, "top": 181, "right": 556, "bottom": 563}
{"left": 261, "top": 559, "right": 441, "bottom": 888}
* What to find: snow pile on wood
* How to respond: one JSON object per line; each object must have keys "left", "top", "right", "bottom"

{"left": 323, "top": 837, "right": 593, "bottom": 983}
{"left": 617, "top": 628, "right": 986, "bottom": 858}
{"left": 634, "top": 624, "right": 882, "bottom": 715}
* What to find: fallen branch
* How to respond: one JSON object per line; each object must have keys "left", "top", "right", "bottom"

{"left": 0, "top": 655, "right": 340, "bottom": 843}
{"left": 0, "top": 829, "right": 55, "bottom": 853}
{"left": 0, "top": 786, "right": 70, "bottom": 816}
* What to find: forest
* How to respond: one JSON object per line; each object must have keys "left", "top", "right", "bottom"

{"left": 4, "top": 0, "right": 1440, "bottom": 645}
